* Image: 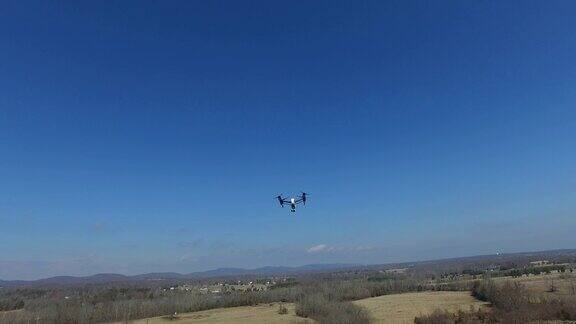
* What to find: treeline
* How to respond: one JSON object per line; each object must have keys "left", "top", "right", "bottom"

{"left": 0, "top": 275, "right": 457, "bottom": 324}
{"left": 408, "top": 250, "right": 576, "bottom": 279}
{"left": 0, "top": 296, "right": 24, "bottom": 312}
{"left": 296, "top": 294, "right": 369, "bottom": 324}
{"left": 294, "top": 279, "right": 423, "bottom": 324}
{"left": 0, "top": 285, "right": 301, "bottom": 324}
{"left": 0, "top": 289, "right": 46, "bottom": 312}
{"left": 415, "top": 279, "right": 576, "bottom": 323}
{"left": 292, "top": 277, "right": 470, "bottom": 324}
{"left": 428, "top": 264, "right": 573, "bottom": 281}
{"left": 506, "top": 265, "right": 570, "bottom": 278}
{"left": 8, "top": 257, "right": 571, "bottom": 324}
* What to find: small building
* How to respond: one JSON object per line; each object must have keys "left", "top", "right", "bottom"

{"left": 530, "top": 260, "right": 550, "bottom": 266}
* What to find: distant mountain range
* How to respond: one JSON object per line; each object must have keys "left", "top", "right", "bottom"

{"left": 2, "top": 248, "right": 575, "bottom": 288}
{"left": 0, "top": 263, "right": 360, "bottom": 288}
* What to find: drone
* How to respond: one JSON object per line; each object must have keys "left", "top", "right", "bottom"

{"left": 276, "top": 192, "right": 307, "bottom": 212}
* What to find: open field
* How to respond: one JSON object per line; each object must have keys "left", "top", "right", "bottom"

{"left": 124, "top": 291, "right": 486, "bottom": 324}
{"left": 118, "top": 303, "right": 312, "bottom": 324}
{"left": 354, "top": 291, "right": 488, "bottom": 324}
{"left": 0, "top": 309, "right": 23, "bottom": 316}
{"left": 1, "top": 252, "right": 573, "bottom": 323}
{"left": 494, "top": 273, "right": 576, "bottom": 297}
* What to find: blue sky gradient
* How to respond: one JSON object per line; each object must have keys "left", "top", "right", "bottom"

{"left": 1, "top": 1, "right": 575, "bottom": 280}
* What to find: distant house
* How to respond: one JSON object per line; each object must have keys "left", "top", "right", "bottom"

{"left": 487, "top": 264, "right": 500, "bottom": 271}
{"left": 530, "top": 260, "right": 550, "bottom": 266}
{"left": 384, "top": 268, "right": 408, "bottom": 274}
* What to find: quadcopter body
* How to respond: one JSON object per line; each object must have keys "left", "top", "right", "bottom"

{"left": 276, "top": 192, "right": 307, "bottom": 212}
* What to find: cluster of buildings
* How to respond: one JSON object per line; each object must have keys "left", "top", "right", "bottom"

{"left": 163, "top": 279, "right": 276, "bottom": 294}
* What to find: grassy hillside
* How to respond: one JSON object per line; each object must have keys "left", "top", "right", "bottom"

{"left": 116, "top": 303, "right": 311, "bottom": 324}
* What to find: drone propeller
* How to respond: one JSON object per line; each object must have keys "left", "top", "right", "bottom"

{"left": 275, "top": 194, "right": 285, "bottom": 207}
{"left": 300, "top": 191, "right": 308, "bottom": 205}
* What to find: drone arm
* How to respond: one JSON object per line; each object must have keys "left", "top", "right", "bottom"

{"left": 295, "top": 195, "right": 308, "bottom": 202}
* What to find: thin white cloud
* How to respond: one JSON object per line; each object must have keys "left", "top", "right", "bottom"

{"left": 307, "top": 244, "right": 333, "bottom": 253}
{"left": 353, "top": 246, "right": 376, "bottom": 252}
{"left": 179, "top": 253, "right": 197, "bottom": 262}
{"left": 307, "top": 244, "right": 377, "bottom": 254}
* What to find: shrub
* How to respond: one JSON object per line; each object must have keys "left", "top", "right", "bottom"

{"left": 277, "top": 304, "right": 288, "bottom": 314}
{"left": 415, "top": 309, "right": 493, "bottom": 324}
{"left": 295, "top": 294, "right": 370, "bottom": 324}
{"left": 292, "top": 279, "right": 395, "bottom": 323}
{"left": 435, "top": 279, "right": 576, "bottom": 323}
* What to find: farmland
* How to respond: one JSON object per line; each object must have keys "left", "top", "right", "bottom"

{"left": 354, "top": 291, "right": 486, "bottom": 324}
{"left": 1, "top": 250, "right": 576, "bottom": 323}
{"left": 120, "top": 303, "right": 310, "bottom": 324}
{"left": 127, "top": 291, "right": 486, "bottom": 324}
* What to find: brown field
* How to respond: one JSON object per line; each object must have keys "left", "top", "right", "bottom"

{"left": 495, "top": 273, "right": 576, "bottom": 297}
{"left": 119, "top": 303, "right": 312, "bottom": 324}
{"left": 0, "top": 309, "right": 24, "bottom": 322}
{"left": 354, "top": 291, "right": 488, "bottom": 324}
{"left": 124, "top": 291, "right": 487, "bottom": 324}
{"left": 0, "top": 309, "right": 23, "bottom": 315}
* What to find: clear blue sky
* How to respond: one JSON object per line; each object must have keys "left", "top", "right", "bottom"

{"left": 1, "top": 1, "right": 575, "bottom": 280}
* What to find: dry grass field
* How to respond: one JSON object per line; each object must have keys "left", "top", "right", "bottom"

{"left": 124, "top": 291, "right": 487, "bottom": 324}
{"left": 119, "top": 303, "right": 312, "bottom": 324}
{"left": 114, "top": 275, "right": 576, "bottom": 324}
{"left": 354, "top": 291, "right": 488, "bottom": 324}
{"left": 495, "top": 273, "right": 576, "bottom": 297}
{"left": 0, "top": 309, "right": 23, "bottom": 316}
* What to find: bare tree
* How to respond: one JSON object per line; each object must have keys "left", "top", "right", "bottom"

{"left": 547, "top": 278, "right": 557, "bottom": 293}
